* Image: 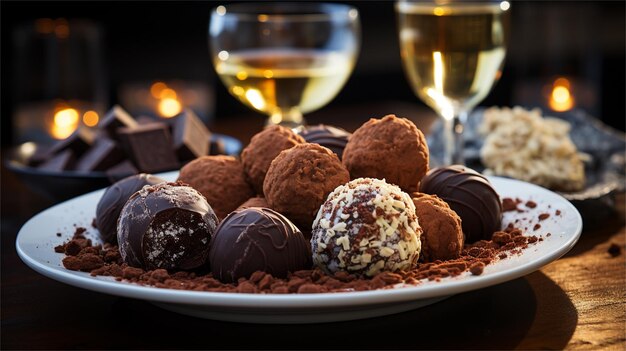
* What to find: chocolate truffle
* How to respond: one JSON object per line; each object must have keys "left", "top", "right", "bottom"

{"left": 297, "top": 124, "right": 351, "bottom": 160}
{"left": 209, "top": 207, "right": 311, "bottom": 283}
{"left": 178, "top": 155, "right": 255, "bottom": 220}
{"left": 412, "top": 192, "right": 464, "bottom": 262}
{"left": 237, "top": 197, "right": 269, "bottom": 210}
{"left": 311, "top": 178, "right": 422, "bottom": 277}
{"left": 96, "top": 173, "right": 165, "bottom": 244}
{"left": 419, "top": 165, "right": 502, "bottom": 243}
{"left": 342, "top": 115, "right": 429, "bottom": 192}
{"left": 117, "top": 182, "right": 218, "bottom": 270}
{"left": 264, "top": 143, "right": 350, "bottom": 232}
{"left": 240, "top": 125, "right": 305, "bottom": 194}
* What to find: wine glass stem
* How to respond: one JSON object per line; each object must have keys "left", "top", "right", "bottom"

{"left": 442, "top": 110, "right": 468, "bottom": 166}
{"left": 267, "top": 108, "right": 305, "bottom": 128}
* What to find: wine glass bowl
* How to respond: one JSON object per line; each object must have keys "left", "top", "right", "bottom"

{"left": 396, "top": 0, "right": 509, "bottom": 166}
{"left": 209, "top": 2, "right": 361, "bottom": 128}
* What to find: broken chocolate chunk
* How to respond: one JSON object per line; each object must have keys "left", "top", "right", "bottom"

{"left": 98, "top": 105, "right": 138, "bottom": 140}
{"left": 74, "top": 139, "right": 125, "bottom": 172}
{"left": 171, "top": 109, "right": 211, "bottom": 161}
{"left": 118, "top": 122, "right": 179, "bottom": 173}
{"left": 38, "top": 149, "right": 75, "bottom": 172}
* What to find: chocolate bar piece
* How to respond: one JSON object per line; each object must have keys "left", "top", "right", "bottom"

{"left": 48, "top": 128, "right": 95, "bottom": 157}
{"left": 171, "top": 109, "right": 211, "bottom": 161}
{"left": 209, "top": 137, "right": 226, "bottom": 155}
{"left": 106, "top": 160, "right": 139, "bottom": 183}
{"left": 38, "top": 149, "right": 75, "bottom": 172}
{"left": 74, "top": 138, "right": 125, "bottom": 172}
{"left": 118, "top": 122, "right": 179, "bottom": 173}
{"left": 99, "top": 105, "right": 138, "bottom": 140}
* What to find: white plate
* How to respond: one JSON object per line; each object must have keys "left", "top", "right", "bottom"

{"left": 16, "top": 172, "right": 582, "bottom": 323}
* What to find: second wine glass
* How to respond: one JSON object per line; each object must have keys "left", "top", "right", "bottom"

{"left": 396, "top": 0, "right": 509, "bottom": 166}
{"left": 209, "top": 2, "right": 361, "bottom": 128}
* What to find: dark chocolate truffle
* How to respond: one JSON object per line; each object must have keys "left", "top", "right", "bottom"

{"left": 117, "top": 182, "right": 218, "bottom": 270}
{"left": 96, "top": 173, "right": 165, "bottom": 243}
{"left": 342, "top": 115, "right": 429, "bottom": 192}
{"left": 298, "top": 124, "right": 351, "bottom": 160}
{"left": 419, "top": 165, "right": 502, "bottom": 243}
{"left": 209, "top": 207, "right": 311, "bottom": 283}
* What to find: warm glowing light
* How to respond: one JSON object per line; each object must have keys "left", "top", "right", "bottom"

{"left": 54, "top": 18, "right": 69, "bottom": 39}
{"left": 245, "top": 89, "right": 266, "bottom": 110}
{"left": 83, "top": 111, "right": 99, "bottom": 127}
{"left": 150, "top": 82, "right": 167, "bottom": 98}
{"left": 158, "top": 98, "right": 182, "bottom": 117}
{"left": 218, "top": 50, "right": 229, "bottom": 61}
{"left": 500, "top": 1, "right": 510, "bottom": 11}
{"left": 159, "top": 88, "right": 177, "bottom": 99}
{"left": 231, "top": 86, "right": 245, "bottom": 96}
{"left": 19, "top": 142, "right": 37, "bottom": 158}
{"left": 348, "top": 9, "right": 358, "bottom": 19}
{"left": 216, "top": 5, "right": 226, "bottom": 16}
{"left": 433, "top": 7, "right": 445, "bottom": 16}
{"left": 236, "top": 71, "right": 248, "bottom": 80}
{"left": 549, "top": 77, "right": 575, "bottom": 112}
{"left": 35, "top": 18, "right": 54, "bottom": 34}
{"left": 52, "top": 108, "right": 79, "bottom": 139}
{"left": 258, "top": 14, "right": 269, "bottom": 22}
{"left": 263, "top": 70, "right": 274, "bottom": 79}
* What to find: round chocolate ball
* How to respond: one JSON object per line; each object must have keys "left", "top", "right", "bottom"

{"left": 117, "top": 182, "right": 219, "bottom": 270}
{"left": 96, "top": 173, "right": 165, "bottom": 244}
{"left": 297, "top": 124, "right": 351, "bottom": 160}
{"left": 209, "top": 207, "right": 311, "bottom": 283}
{"left": 419, "top": 165, "right": 503, "bottom": 243}
{"left": 311, "top": 178, "right": 422, "bottom": 277}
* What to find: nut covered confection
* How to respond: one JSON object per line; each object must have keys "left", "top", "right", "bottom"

{"left": 264, "top": 143, "right": 350, "bottom": 232}
{"left": 178, "top": 155, "right": 254, "bottom": 220}
{"left": 209, "top": 207, "right": 312, "bottom": 283}
{"left": 412, "top": 192, "right": 464, "bottom": 262}
{"left": 117, "top": 182, "right": 218, "bottom": 270}
{"left": 240, "top": 125, "right": 305, "bottom": 194}
{"left": 311, "top": 178, "right": 422, "bottom": 277}
{"left": 95, "top": 173, "right": 166, "bottom": 244}
{"left": 297, "top": 124, "right": 351, "bottom": 160}
{"left": 342, "top": 114, "right": 429, "bottom": 192}
{"left": 419, "top": 165, "right": 502, "bottom": 243}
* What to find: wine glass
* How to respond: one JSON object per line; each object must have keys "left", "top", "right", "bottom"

{"left": 396, "top": 0, "right": 509, "bottom": 166}
{"left": 209, "top": 2, "right": 361, "bottom": 128}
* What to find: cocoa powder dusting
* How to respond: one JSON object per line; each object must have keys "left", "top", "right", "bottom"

{"left": 502, "top": 198, "right": 520, "bottom": 212}
{"left": 53, "top": 221, "right": 542, "bottom": 294}
{"left": 538, "top": 213, "right": 550, "bottom": 221}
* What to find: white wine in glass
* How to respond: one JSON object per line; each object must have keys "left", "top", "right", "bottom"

{"left": 396, "top": 0, "right": 509, "bottom": 165}
{"left": 210, "top": 3, "right": 360, "bottom": 128}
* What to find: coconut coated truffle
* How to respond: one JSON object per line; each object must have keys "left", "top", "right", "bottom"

{"left": 311, "top": 178, "right": 422, "bottom": 277}
{"left": 178, "top": 155, "right": 254, "bottom": 220}
{"left": 241, "top": 125, "right": 305, "bottom": 195}
{"left": 412, "top": 192, "right": 464, "bottom": 262}
{"left": 342, "top": 115, "right": 429, "bottom": 192}
{"left": 264, "top": 143, "right": 350, "bottom": 232}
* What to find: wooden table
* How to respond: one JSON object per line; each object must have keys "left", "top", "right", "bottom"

{"left": 2, "top": 101, "right": 624, "bottom": 350}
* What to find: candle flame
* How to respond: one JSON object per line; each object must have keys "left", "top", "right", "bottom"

{"left": 158, "top": 98, "right": 182, "bottom": 118}
{"left": 549, "top": 77, "right": 575, "bottom": 112}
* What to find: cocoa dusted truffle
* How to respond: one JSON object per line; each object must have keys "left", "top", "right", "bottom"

{"left": 311, "top": 178, "right": 422, "bottom": 277}
{"left": 264, "top": 143, "right": 350, "bottom": 232}
{"left": 178, "top": 155, "right": 254, "bottom": 220}
{"left": 237, "top": 196, "right": 269, "bottom": 210}
{"left": 241, "top": 125, "right": 305, "bottom": 194}
{"left": 412, "top": 193, "right": 464, "bottom": 262}
{"left": 96, "top": 173, "right": 165, "bottom": 244}
{"left": 342, "top": 115, "right": 429, "bottom": 192}
{"left": 419, "top": 165, "right": 502, "bottom": 243}
{"left": 117, "top": 182, "right": 218, "bottom": 270}
{"left": 209, "top": 207, "right": 311, "bottom": 283}
{"left": 297, "top": 124, "right": 351, "bottom": 160}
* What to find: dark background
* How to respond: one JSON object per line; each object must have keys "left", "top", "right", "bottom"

{"left": 1, "top": 1, "right": 624, "bottom": 147}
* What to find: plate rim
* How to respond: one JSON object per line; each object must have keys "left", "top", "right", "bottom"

{"left": 16, "top": 175, "right": 583, "bottom": 309}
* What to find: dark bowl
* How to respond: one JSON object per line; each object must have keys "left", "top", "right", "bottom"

{"left": 5, "top": 134, "right": 242, "bottom": 202}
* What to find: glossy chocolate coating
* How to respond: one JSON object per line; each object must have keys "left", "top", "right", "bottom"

{"left": 96, "top": 173, "right": 165, "bottom": 243}
{"left": 298, "top": 124, "right": 351, "bottom": 160}
{"left": 209, "top": 207, "right": 312, "bottom": 283}
{"left": 117, "top": 182, "right": 218, "bottom": 270}
{"left": 419, "top": 165, "right": 502, "bottom": 243}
